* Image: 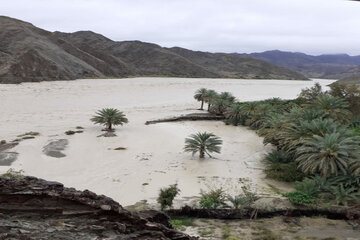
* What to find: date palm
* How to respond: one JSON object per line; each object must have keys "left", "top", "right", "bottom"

{"left": 184, "top": 132, "right": 222, "bottom": 158}
{"left": 312, "top": 95, "right": 352, "bottom": 124}
{"left": 225, "top": 103, "right": 243, "bottom": 125}
{"left": 296, "top": 132, "right": 360, "bottom": 177}
{"left": 204, "top": 90, "right": 218, "bottom": 111}
{"left": 194, "top": 88, "right": 208, "bottom": 110}
{"left": 91, "top": 108, "right": 128, "bottom": 131}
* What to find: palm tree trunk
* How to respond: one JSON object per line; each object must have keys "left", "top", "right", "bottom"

{"left": 200, "top": 100, "right": 204, "bottom": 110}
{"left": 199, "top": 147, "right": 205, "bottom": 158}
{"left": 207, "top": 103, "right": 211, "bottom": 111}
{"left": 108, "top": 122, "right": 112, "bottom": 131}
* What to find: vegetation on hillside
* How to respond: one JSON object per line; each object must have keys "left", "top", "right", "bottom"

{"left": 193, "top": 83, "right": 360, "bottom": 206}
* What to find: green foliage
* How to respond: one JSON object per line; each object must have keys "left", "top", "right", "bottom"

{"left": 294, "top": 178, "right": 319, "bottom": 197}
{"left": 1, "top": 168, "right": 24, "bottom": 179}
{"left": 264, "top": 150, "right": 292, "bottom": 165}
{"left": 298, "top": 82, "right": 324, "bottom": 101}
{"left": 295, "top": 132, "right": 360, "bottom": 177}
{"left": 157, "top": 184, "right": 180, "bottom": 210}
{"left": 329, "top": 82, "right": 360, "bottom": 116}
{"left": 204, "top": 89, "right": 218, "bottom": 111}
{"left": 199, "top": 188, "right": 226, "bottom": 209}
{"left": 264, "top": 162, "right": 304, "bottom": 182}
{"left": 184, "top": 132, "right": 222, "bottom": 158}
{"left": 194, "top": 88, "right": 208, "bottom": 110}
{"left": 311, "top": 95, "right": 352, "bottom": 124}
{"left": 329, "top": 184, "right": 360, "bottom": 206}
{"left": 91, "top": 108, "right": 128, "bottom": 131}
{"left": 284, "top": 191, "right": 315, "bottom": 205}
{"left": 170, "top": 217, "right": 194, "bottom": 231}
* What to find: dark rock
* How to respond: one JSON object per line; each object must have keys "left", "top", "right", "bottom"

{"left": 0, "top": 176, "right": 196, "bottom": 239}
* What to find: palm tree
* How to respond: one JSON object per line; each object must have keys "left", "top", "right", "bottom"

{"left": 295, "top": 132, "right": 360, "bottom": 177}
{"left": 225, "top": 103, "right": 243, "bottom": 125}
{"left": 91, "top": 108, "right": 128, "bottom": 131}
{"left": 311, "top": 95, "right": 352, "bottom": 124}
{"left": 194, "top": 88, "right": 208, "bottom": 110}
{"left": 184, "top": 132, "right": 222, "bottom": 158}
{"left": 210, "top": 98, "right": 231, "bottom": 115}
{"left": 218, "top": 92, "right": 236, "bottom": 103}
{"left": 204, "top": 90, "right": 218, "bottom": 111}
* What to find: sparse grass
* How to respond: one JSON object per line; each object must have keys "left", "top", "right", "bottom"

{"left": 251, "top": 226, "right": 282, "bottom": 240}
{"left": 199, "top": 227, "right": 215, "bottom": 237}
{"left": 267, "top": 184, "right": 283, "bottom": 195}
{"left": 222, "top": 224, "right": 232, "bottom": 239}
{"left": 17, "top": 132, "right": 40, "bottom": 137}
{"left": 75, "top": 130, "right": 84, "bottom": 133}
{"left": 170, "top": 217, "right": 194, "bottom": 231}
{"left": 1, "top": 168, "right": 24, "bottom": 179}
{"left": 76, "top": 126, "right": 84, "bottom": 129}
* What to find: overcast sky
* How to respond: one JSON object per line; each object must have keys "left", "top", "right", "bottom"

{"left": 1, "top": 0, "right": 360, "bottom": 55}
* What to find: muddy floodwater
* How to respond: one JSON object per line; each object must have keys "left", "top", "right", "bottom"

{"left": 0, "top": 77, "right": 335, "bottom": 205}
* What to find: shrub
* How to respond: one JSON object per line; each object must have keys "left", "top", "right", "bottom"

{"left": 199, "top": 188, "right": 226, "bottom": 209}
{"left": 264, "top": 150, "right": 292, "bottom": 165}
{"left": 329, "top": 184, "right": 360, "bottom": 206}
{"left": 264, "top": 163, "right": 304, "bottom": 182}
{"left": 170, "top": 217, "right": 194, "bottom": 231}
{"left": 157, "top": 184, "right": 180, "bottom": 210}
{"left": 284, "top": 191, "right": 315, "bottom": 205}
{"left": 294, "top": 178, "right": 319, "bottom": 197}
{"left": 226, "top": 195, "right": 246, "bottom": 209}
{"left": 0, "top": 140, "right": 6, "bottom": 144}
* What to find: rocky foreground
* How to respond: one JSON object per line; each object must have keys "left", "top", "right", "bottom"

{"left": 0, "top": 176, "right": 196, "bottom": 239}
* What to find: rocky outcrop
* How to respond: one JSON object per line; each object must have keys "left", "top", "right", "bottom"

{"left": 0, "top": 176, "right": 196, "bottom": 239}
{"left": 0, "top": 16, "right": 308, "bottom": 83}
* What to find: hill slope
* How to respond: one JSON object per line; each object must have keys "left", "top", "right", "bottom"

{"left": 0, "top": 16, "right": 307, "bottom": 83}
{"left": 250, "top": 50, "right": 360, "bottom": 79}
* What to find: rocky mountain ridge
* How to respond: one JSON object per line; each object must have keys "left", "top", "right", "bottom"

{"left": 0, "top": 16, "right": 307, "bottom": 83}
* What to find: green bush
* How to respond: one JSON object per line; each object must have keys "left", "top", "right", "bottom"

{"left": 157, "top": 184, "right": 180, "bottom": 210}
{"left": 170, "top": 217, "right": 194, "bottom": 231}
{"left": 264, "top": 163, "right": 304, "bottom": 182}
{"left": 284, "top": 191, "right": 315, "bottom": 205}
{"left": 294, "top": 178, "right": 319, "bottom": 197}
{"left": 199, "top": 188, "right": 226, "bottom": 209}
{"left": 264, "top": 150, "right": 292, "bottom": 165}
{"left": 65, "top": 130, "right": 76, "bottom": 135}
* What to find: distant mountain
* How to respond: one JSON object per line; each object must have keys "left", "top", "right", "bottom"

{"left": 0, "top": 16, "right": 307, "bottom": 84}
{"left": 250, "top": 50, "right": 360, "bottom": 79}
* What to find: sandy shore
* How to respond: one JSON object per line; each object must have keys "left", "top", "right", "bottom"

{"left": 0, "top": 77, "right": 335, "bottom": 206}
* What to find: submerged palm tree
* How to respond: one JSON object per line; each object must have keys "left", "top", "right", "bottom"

{"left": 194, "top": 88, "right": 208, "bottom": 110}
{"left": 296, "top": 132, "right": 360, "bottom": 177}
{"left": 91, "top": 108, "right": 128, "bottom": 131}
{"left": 184, "top": 132, "right": 222, "bottom": 158}
{"left": 204, "top": 90, "right": 218, "bottom": 111}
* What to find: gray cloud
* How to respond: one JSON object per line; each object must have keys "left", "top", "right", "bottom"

{"left": 1, "top": 0, "right": 360, "bottom": 55}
